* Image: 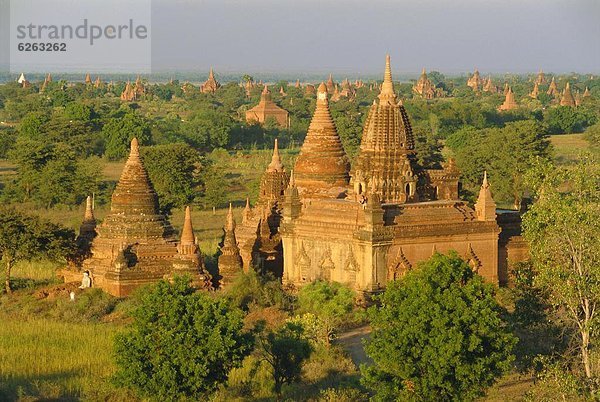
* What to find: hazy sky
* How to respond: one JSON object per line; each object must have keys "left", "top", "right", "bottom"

{"left": 151, "top": 0, "right": 600, "bottom": 75}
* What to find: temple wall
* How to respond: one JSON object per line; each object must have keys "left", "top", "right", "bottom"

{"left": 388, "top": 232, "right": 499, "bottom": 283}
{"left": 282, "top": 234, "right": 385, "bottom": 291}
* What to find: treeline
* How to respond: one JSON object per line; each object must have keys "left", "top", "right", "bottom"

{"left": 0, "top": 72, "right": 598, "bottom": 210}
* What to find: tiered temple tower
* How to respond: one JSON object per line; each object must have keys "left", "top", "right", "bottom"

{"left": 483, "top": 76, "right": 496, "bottom": 93}
{"left": 467, "top": 69, "right": 482, "bottom": 91}
{"left": 351, "top": 55, "right": 419, "bottom": 203}
{"left": 560, "top": 82, "right": 576, "bottom": 107}
{"left": 294, "top": 83, "right": 350, "bottom": 198}
{"left": 535, "top": 69, "right": 547, "bottom": 85}
{"left": 547, "top": 77, "right": 559, "bottom": 97}
{"left": 530, "top": 82, "right": 540, "bottom": 99}
{"left": 201, "top": 67, "right": 221, "bottom": 94}
{"left": 413, "top": 68, "right": 436, "bottom": 99}
{"left": 76, "top": 138, "right": 211, "bottom": 296}
{"left": 498, "top": 87, "right": 518, "bottom": 111}
{"left": 234, "top": 140, "right": 290, "bottom": 276}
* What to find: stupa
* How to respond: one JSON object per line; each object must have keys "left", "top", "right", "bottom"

{"left": 559, "top": 82, "right": 576, "bottom": 107}
{"left": 547, "top": 77, "right": 559, "bottom": 97}
{"left": 76, "top": 139, "right": 211, "bottom": 296}
{"left": 294, "top": 82, "right": 350, "bottom": 197}
{"left": 498, "top": 87, "right": 518, "bottom": 111}
{"left": 467, "top": 69, "right": 482, "bottom": 91}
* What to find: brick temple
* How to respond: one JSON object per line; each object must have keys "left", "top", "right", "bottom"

{"left": 221, "top": 55, "right": 527, "bottom": 295}
{"left": 67, "top": 138, "right": 212, "bottom": 296}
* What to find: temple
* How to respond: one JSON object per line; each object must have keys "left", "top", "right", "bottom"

{"left": 201, "top": 68, "right": 221, "bottom": 94}
{"left": 224, "top": 55, "right": 527, "bottom": 296}
{"left": 412, "top": 68, "right": 437, "bottom": 99}
{"left": 65, "top": 138, "right": 212, "bottom": 296}
{"left": 498, "top": 87, "right": 518, "bottom": 111}
{"left": 245, "top": 85, "right": 290, "bottom": 128}
{"left": 483, "top": 76, "right": 497, "bottom": 93}
{"left": 560, "top": 82, "right": 576, "bottom": 107}
{"left": 233, "top": 139, "right": 290, "bottom": 277}
{"left": 529, "top": 82, "right": 540, "bottom": 99}
{"left": 547, "top": 77, "right": 559, "bottom": 97}
{"left": 535, "top": 69, "right": 547, "bottom": 85}
{"left": 467, "top": 69, "right": 482, "bottom": 91}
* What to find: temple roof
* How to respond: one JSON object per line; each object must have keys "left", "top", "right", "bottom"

{"left": 294, "top": 82, "right": 350, "bottom": 193}
{"left": 246, "top": 85, "right": 288, "bottom": 116}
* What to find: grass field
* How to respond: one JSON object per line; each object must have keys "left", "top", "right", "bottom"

{"left": 549, "top": 133, "right": 590, "bottom": 164}
{"left": 0, "top": 317, "right": 122, "bottom": 400}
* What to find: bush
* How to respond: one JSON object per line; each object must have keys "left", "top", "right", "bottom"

{"left": 363, "top": 252, "right": 516, "bottom": 402}
{"left": 113, "top": 277, "right": 252, "bottom": 400}
{"left": 297, "top": 280, "right": 356, "bottom": 345}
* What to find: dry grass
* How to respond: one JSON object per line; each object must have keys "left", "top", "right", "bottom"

{"left": 550, "top": 133, "right": 590, "bottom": 164}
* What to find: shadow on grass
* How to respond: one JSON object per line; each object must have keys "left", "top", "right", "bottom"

{"left": 0, "top": 370, "right": 80, "bottom": 401}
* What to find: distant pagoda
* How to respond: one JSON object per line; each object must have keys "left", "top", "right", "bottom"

{"left": 547, "top": 77, "right": 559, "bottom": 97}
{"left": 559, "top": 82, "right": 576, "bottom": 107}
{"left": 413, "top": 68, "right": 436, "bottom": 99}
{"left": 200, "top": 67, "right": 221, "bottom": 94}
{"left": 498, "top": 87, "right": 518, "bottom": 111}
{"left": 467, "top": 69, "right": 483, "bottom": 91}
{"left": 245, "top": 85, "right": 289, "bottom": 128}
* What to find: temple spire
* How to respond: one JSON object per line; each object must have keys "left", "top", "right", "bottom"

{"left": 226, "top": 203, "right": 235, "bottom": 232}
{"left": 475, "top": 171, "right": 496, "bottom": 221}
{"left": 379, "top": 54, "right": 396, "bottom": 103}
{"left": 180, "top": 206, "right": 196, "bottom": 246}
{"left": 84, "top": 195, "right": 95, "bottom": 223}
{"left": 242, "top": 198, "right": 252, "bottom": 224}
{"left": 294, "top": 82, "right": 350, "bottom": 194}
{"left": 267, "top": 138, "right": 284, "bottom": 172}
{"left": 560, "top": 81, "right": 576, "bottom": 107}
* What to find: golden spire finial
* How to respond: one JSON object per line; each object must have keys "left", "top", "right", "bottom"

{"left": 482, "top": 171, "right": 489, "bottom": 188}
{"left": 267, "top": 138, "right": 284, "bottom": 172}
{"left": 226, "top": 202, "right": 235, "bottom": 231}
{"left": 379, "top": 54, "right": 396, "bottom": 102}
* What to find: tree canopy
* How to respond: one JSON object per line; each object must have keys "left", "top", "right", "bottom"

{"left": 363, "top": 252, "right": 516, "bottom": 401}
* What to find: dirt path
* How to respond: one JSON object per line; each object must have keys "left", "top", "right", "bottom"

{"left": 336, "top": 325, "right": 372, "bottom": 367}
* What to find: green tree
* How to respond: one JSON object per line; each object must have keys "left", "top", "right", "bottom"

{"left": 7, "top": 140, "right": 100, "bottom": 207}
{"left": 197, "top": 161, "right": 227, "bottom": 210}
{"left": 141, "top": 143, "right": 202, "bottom": 213}
{"left": 257, "top": 322, "right": 312, "bottom": 396}
{"left": 363, "top": 252, "right": 516, "bottom": 401}
{"left": 102, "top": 112, "right": 151, "bottom": 160}
{"left": 522, "top": 156, "right": 600, "bottom": 378}
{"left": 453, "top": 120, "right": 551, "bottom": 207}
{"left": 0, "top": 207, "right": 75, "bottom": 293}
{"left": 584, "top": 122, "right": 600, "bottom": 150}
{"left": 297, "top": 280, "right": 355, "bottom": 346}
{"left": 114, "top": 277, "right": 252, "bottom": 400}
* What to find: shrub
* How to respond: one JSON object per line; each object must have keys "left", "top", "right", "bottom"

{"left": 113, "top": 277, "right": 252, "bottom": 400}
